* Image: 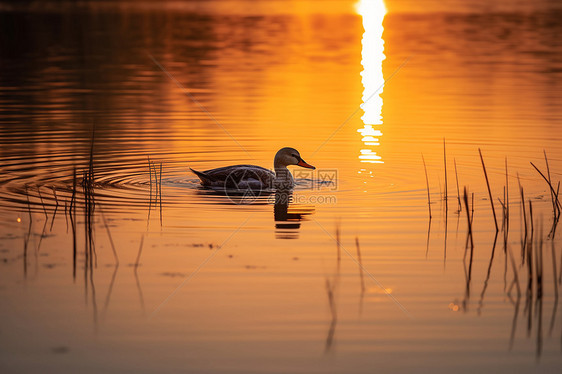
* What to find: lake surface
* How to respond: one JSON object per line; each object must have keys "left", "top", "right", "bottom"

{"left": 1, "top": 1, "right": 562, "bottom": 373}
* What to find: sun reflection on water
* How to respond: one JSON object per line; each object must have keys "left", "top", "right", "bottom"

{"left": 357, "top": 0, "right": 386, "bottom": 164}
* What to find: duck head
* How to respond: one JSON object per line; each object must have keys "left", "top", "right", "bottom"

{"left": 274, "top": 147, "right": 315, "bottom": 170}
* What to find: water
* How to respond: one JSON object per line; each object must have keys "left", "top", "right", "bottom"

{"left": 1, "top": 1, "right": 562, "bottom": 372}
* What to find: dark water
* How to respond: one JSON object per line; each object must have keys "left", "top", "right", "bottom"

{"left": 1, "top": 1, "right": 562, "bottom": 373}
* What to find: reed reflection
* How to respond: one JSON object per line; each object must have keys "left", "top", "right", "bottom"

{"left": 357, "top": 0, "right": 386, "bottom": 165}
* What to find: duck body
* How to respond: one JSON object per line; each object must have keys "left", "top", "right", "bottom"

{"left": 191, "top": 147, "right": 314, "bottom": 191}
{"left": 190, "top": 164, "right": 276, "bottom": 190}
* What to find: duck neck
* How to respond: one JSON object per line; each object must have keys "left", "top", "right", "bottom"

{"left": 274, "top": 166, "right": 293, "bottom": 189}
{"left": 274, "top": 164, "right": 291, "bottom": 179}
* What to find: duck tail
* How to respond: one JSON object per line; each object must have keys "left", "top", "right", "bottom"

{"left": 190, "top": 168, "right": 214, "bottom": 185}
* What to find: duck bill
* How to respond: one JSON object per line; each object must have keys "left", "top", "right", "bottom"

{"left": 297, "top": 159, "right": 315, "bottom": 170}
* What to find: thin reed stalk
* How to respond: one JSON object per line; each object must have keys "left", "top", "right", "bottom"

{"left": 463, "top": 187, "right": 474, "bottom": 250}
{"left": 23, "top": 187, "right": 33, "bottom": 278}
{"left": 529, "top": 200, "right": 534, "bottom": 243}
{"left": 444, "top": 139, "right": 448, "bottom": 213}
{"left": 544, "top": 151, "right": 557, "bottom": 221}
{"left": 505, "top": 158, "right": 509, "bottom": 247}
{"left": 478, "top": 148, "right": 498, "bottom": 232}
{"left": 159, "top": 162, "right": 163, "bottom": 227}
{"left": 37, "top": 187, "right": 48, "bottom": 219}
{"left": 518, "top": 174, "right": 528, "bottom": 263}
{"left": 422, "top": 154, "right": 432, "bottom": 219}
{"left": 454, "top": 158, "right": 461, "bottom": 213}
{"left": 530, "top": 162, "right": 562, "bottom": 212}
{"left": 153, "top": 161, "right": 159, "bottom": 204}
{"left": 36, "top": 187, "right": 49, "bottom": 252}
{"left": 88, "top": 125, "right": 95, "bottom": 178}
{"left": 335, "top": 222, "right": 341, "bottom": 265}
{"left": 537, "top": 153, "right": 561, "bottom": 237}
{"left": 555, "top": 181, "right": 560, "bottom": 219}
{"left": 525, "top": 202, "right": 534, "bottom": 319}
{"left": 147, "top": 157, "right": 153, "bottom": 228}
{"left": 148, "top": 156, "right": 152, "bottom": 187}
{"left": 551, "top": 182, "right": 561, "bottom": 238}
{"left": 497, "top": 196, "right": 506, "bottom": 221}
{"left": 471, "top": 193, "right": 474, "bottom": 225}
{"left": 50, "top": 187, "right": 59, "bottom": 231}
{"left": 355, "top": 237, "right": 366, "bottom": 293}
{"left": 71, "top": 168, "right": 77, "bottom": 280}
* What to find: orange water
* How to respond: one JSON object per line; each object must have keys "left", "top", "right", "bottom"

{"left": 1, "top": 1, "right": 562, "bottom": 372}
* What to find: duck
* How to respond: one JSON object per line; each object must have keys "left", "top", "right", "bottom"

{"left": 190, "top": 147, "right": 315, "bottom": 190}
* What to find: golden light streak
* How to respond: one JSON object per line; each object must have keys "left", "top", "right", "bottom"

{"left": 356, "top": 0, "right": 386, "bottom": 164}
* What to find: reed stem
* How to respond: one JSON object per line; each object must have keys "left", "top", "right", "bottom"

{"left": 422, "top": 154, "right": 432, "bottom": 219}
{"left": 444, "top": 139, "right": 448, "bottom": 213}
{"left": 355, "top": 237, "right": 366, "bottom": 293}
{"left": 478, "top": 148, "right": 498, "bottom": 232}
{"left": 454, "top": 158, "right": 461, "bottom": 213}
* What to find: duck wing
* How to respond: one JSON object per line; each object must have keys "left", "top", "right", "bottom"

{"left": 191, "top": 165, "right": 275, "bottom": 189}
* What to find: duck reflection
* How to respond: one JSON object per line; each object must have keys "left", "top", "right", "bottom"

{"left": 274, "top": 189, "right": 315, "bottom": 239}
